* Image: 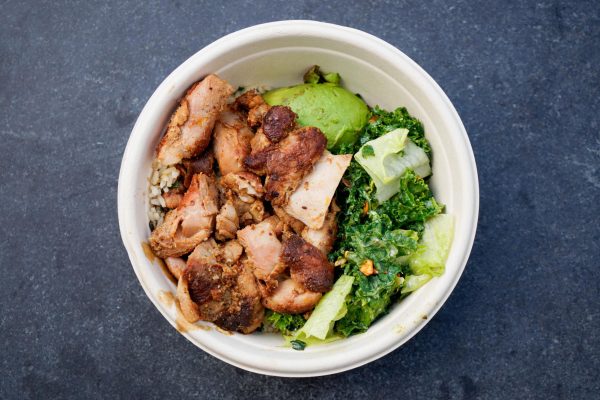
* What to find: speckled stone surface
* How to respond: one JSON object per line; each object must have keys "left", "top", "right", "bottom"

{"left": 1, "top": 1, "right": 598, "bottom": 399}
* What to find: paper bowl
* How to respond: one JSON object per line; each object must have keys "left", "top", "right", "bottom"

{"left": 118, "top": 20, "right": 478, "bottom": 377}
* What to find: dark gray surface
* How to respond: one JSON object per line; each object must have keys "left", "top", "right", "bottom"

{"left": 1, "top": 0, "right": 598, "bottom": 399}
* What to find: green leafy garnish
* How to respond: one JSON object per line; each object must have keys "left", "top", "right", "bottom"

{"left": 290, "top": 340, "right": 306, "bottom": 351}
{"left": 303, "top": 65, "right": 341, "bottom": 85}
{"left": 264, "top": 311, "right": 306, "bottom": 335}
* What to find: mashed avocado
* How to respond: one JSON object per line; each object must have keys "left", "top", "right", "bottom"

{"left": 263, "top": 66, "right": 370, "bottom": 149}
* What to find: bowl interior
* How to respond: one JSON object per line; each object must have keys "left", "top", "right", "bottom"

{"left": 118, "top": 21, "right": 477, "bottom": 377}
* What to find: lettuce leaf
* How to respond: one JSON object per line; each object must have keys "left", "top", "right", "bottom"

{"left": 295, "top": 275, "right": 354, "bottom": 341}
{"left": 400, "top": 274, "right": 432, "bottom": 294}
{"left": 409, "top": 214, "right": 455, "bottom": 277}
{"left": 354, "top": 128, "right": 409, "bottom": 182}
{"left": 355, "top": 128, "right": 431, "bottom": 202}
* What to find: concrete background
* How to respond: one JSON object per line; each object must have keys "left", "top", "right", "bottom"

{"left": 1, "top": 1, "right": 598, "bottom": 399}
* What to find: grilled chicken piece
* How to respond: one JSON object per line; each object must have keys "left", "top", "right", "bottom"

{"left": 233, "top": 89, "right": 269, "bottom": 129}
{"left": 250, "top": 130, "right": 271, "bottom": 153}
{"left": 282, "top": 234, "right": 334, "bottom": 293}
{"left": 261, "top": 278, "right": 322, "bottom": 314}
{"left": 220, "top": 172, "right": 264, "bottom": 201}
{"left": 219, "top": 172, "right": 267, "bottom": 226}
{"left": 284, "top": 151, "right": 351, "bottom": 229}
{"left": 162, "top": 190, "right": 184, "bottom": 209}
{"left": 188, "top": 238, "right": 243, "bottom": 265}
{"left": 157, "top": 75, "right": 234, "bottom": 166}
{"left": 188, "top": 238, "right": 218, "bottom": 265}
{"left": 149, "top": 173, "right": 219, "bottom": 258}
{"left": 213, "top": 108, "right": 254, "bottom": 176}
{"left": 301, "top": 207, "right": 338, "bottom": 254}
{"left": 164, "top": 257, "right": 187, "bottom": 280}
{"left": 215, "top": 200, "right": 239, "bottom": 241}
{"left": 218, "top": 240, "right": 244, "bottom": 265}
{"left": 237, "top": 216, "right": 282, "bottom": 281}
{"left": 235, "top": 200, "right": 267, "bottom": 226}
{"left": 273, "top": 206, "right": 305, "bottom": 234}
{"left": 176, "top": 261, "right": 264, "bottom": 333}
{"left": 244, "top": 126, "right": 327, "bottom": 205}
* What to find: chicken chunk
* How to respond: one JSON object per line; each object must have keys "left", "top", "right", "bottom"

{"left": 282, "top": 234, "right": 334, "bottom": 293}
{"left": 244, "top": 126, "right": 327, "bottom": 205}
{"left": 284, "top": 151, "right": 351, "bottom": 229}
{"left": 177, "top": 260, "right": 264, "bottom": 333}
{"left": 164, "top": 257, "right": 187, "bottom": 280}
{"left": 162, "top": 190, "right": 184, "bottom": 209}
{"left": 301, "top": 207, "right": 338, "bottom": 254}
{"left": 188, "top": 238, "right": 218, "bottom": 265}
{"left": 273, "top": 206, "right": 305, "bottom": 235}
{"left": 215, "top": 200, "right": 239, "bottom": 241}
{"left": 250, "top": 130, "right": 271, "bottom": 153}
{"left": 219, "top": 172, "right": 264, "bottom": 202}
{"left": 237, "top": 217, "right": 282, "bottom": 281}
{"left": 188, "top": 238, "right": 243, "bottom": 266}
{"left": 218, "top": 240, "right": 244, "bottom": 265}
{"left": 233, "top": 89, "right": 269, "bottom": 129}
{"left": 157, "top": 75, "right": 234, "bottom": 166}
{"left": 219, "top": 172, "right": 267, "bottom": 226}
{"left": 213, "top": 108, "right": 254, "bottom": 176}
{"left": 149, "top": 173, "right": 219, "bottom": 258}
{"left": 261, "top": 278, "right": 322, "bottom": 314}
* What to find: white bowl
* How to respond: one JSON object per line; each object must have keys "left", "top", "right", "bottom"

{"left": 118, "top": 20, "right": 479, "bottom": 377}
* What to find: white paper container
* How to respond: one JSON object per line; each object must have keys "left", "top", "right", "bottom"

{"left": 118, "top": 20, "right": 479, "bottom": 377}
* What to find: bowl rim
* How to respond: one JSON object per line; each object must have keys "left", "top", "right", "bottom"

{"left": 118, "top": 20, "right": 479, "bottom": 377}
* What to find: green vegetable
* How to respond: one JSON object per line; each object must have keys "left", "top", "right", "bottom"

{"left": 355, "top": 128, "right": 409, "bottom": 182}
{"left": 303, "top": 65, "right": 322, "bottom": 84}
{"left": 335, "top": 217, "right": 420, "bottom": 336}
{"left": 355, "top": 128, "right": 431, "bottom": 202}
{"left": 331, "top": 105, "right": 445, "bottom": 336}
{"left": 376, "top": 170, "right": 443, "bottom": 234}
{"left": 332, "top": 170, "right": 443, "bottom": 336}
{"left": 400, "top": 214, "right": 455, "bottom": 294}
{"left": 303, "top": 65, "right": 341, "bottom": 85}
{"left": 362, "top": 106, "right": 431, "bottom": 157}
{"left": 264, "top": 311, "right": 306, "bottom": 335}
{"left": 400, "top": 274, "right": 431, "bottom": 294}
{"left": 295, "top": 275, "right": 354, "bottom": 341}
{"left": 290, "top": 340, "right": 306, "bottom": 351}
{"left": 263, "top": 66, "right": 370, "bottom": 149}
{"left": 408, "top": 214, "right": 455, "bottom": 277}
